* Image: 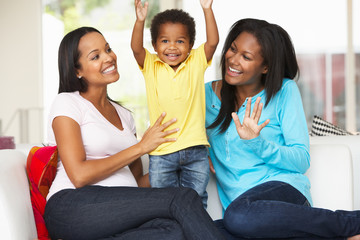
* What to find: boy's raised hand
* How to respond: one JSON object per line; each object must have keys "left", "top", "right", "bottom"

{"left": 135, "top": 0, "right": 148, "bottom": 21}
{"left": 200, "top": 0, "right": 213, "bottom": 9}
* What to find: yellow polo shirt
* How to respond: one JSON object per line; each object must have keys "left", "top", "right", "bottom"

{"left": 140, "top": 43, "right": 211, "bottom": 155}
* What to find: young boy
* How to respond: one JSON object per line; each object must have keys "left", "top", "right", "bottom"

{"left": 131, "top": 0, "right": 218, "bottom": 208}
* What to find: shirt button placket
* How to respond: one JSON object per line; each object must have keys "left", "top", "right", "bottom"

{"left": 226, "top": 131, "right": 230, "bottom": 161}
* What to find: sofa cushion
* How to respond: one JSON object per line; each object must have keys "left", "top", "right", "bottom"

{"left": 310, "top": 115, "right": 355, "bottom": 136}
{"left": 26, "top": 146, "right": 58, "bottom": 240}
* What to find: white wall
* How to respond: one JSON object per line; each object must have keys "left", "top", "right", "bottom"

{"left": 0, "top": 0, "right": 43, "bottom": 144}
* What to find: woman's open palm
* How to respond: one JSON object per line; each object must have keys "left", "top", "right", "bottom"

{"left": 232, "top": 97, "right": 270, "bottom": 140}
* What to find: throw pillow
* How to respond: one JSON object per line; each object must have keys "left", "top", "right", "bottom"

{"left": 26, "top": 145, "right": 58, "bottom": 240}
{"left": 310, "top": 115, "right": 355, "bottom": 136}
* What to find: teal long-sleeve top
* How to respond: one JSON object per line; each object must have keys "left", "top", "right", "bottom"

{"left": 205, "top": 79, "right": 312, "bottom": 212}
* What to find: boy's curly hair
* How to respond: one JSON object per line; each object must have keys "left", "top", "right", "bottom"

{"left": 150, "top": 9, "right": 196, "bottom": 45}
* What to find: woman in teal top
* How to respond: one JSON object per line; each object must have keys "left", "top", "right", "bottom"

{"left": 206, "top": 18, "right": 360, "bottom": 240}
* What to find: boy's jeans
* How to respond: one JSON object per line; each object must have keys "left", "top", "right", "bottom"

{"left": 149, "top": 145, "right": 209, "bottom": 208}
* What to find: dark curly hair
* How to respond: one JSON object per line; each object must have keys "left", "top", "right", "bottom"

{"left": 150, "top": 9, "right": 196, "bottom": 46}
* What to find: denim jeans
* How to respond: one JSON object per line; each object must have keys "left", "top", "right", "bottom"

{"left": 44, "top": 186, "right": 224, "bottom": 240}
{"left": 216, "top": 181, "right": 360, "bottom": 240}
{"left": 149, "top": 145, "right": 210, "bottom": 208}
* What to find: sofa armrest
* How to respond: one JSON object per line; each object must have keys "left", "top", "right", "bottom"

{"left": 306, "top": 144, "right": 353, "bottom": 210}
{"left": 0, "top": 150, "right": 37, "bottom": 240}
{"left": 310, "top": 136, "right": 360, "bottom": 209}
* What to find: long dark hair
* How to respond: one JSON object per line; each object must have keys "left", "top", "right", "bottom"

{"left": 208, "top": 18, "right": 299, "bottom": 133}
{"left": 57, "top": 27, "right": 102, "bottom": 93}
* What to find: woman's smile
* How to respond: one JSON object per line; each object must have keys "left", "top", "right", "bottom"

{"left": 227, "top": 66, "right": 242, "bottom": 76}
{"left": 102, "top": 64, "right": 117, "bottom": 74}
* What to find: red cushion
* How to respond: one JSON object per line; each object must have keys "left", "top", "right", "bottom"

{"left": 26, "top": 146, "right": 58, "bottom": 240}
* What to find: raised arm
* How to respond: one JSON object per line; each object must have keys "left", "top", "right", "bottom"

{"left": 53, "top": 112, "right": 177, "bottom": 188}
{"left": 200, "top": 0, "right": 219, "bottom": 62}
{"left": 131, "top": 0, "right": 148, "bottom": 68}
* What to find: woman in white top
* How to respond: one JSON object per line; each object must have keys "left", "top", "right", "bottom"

{"left": 44, "top": 26, "right": 224, "bottom": 240}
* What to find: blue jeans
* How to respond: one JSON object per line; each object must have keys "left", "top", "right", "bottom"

{"left": 216, "top": 181, "right": 360, "bottom": 240}
{"left": 149, "top": 145, "right": 210, "bottom": 208}
{"left": 44, "top": 186, "right": 224, "bottom": 240}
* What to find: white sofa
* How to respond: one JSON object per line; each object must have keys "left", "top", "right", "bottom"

{"left": 0, "top": 136, "right": 358, "bottom": 239}
{"left": 310, "top": 135, "right": 360, "bottom": 210}
{"left": 0, "top": 149, "right": 38, "bottom": 240}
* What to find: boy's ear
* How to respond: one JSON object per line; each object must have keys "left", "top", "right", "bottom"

{"left": 152, "top": 42, "right": 157, "bottom": 52}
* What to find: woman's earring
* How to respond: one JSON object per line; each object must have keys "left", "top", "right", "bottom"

{"left": 78, "top": 76, "right": 82, "bottom": 79}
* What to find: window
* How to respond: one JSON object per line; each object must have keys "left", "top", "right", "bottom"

{"left": 42, "top": 0, "right": 359, "bottom": 138}
{"left": 43, "top": 0, "right": 152, "bottom": 136}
